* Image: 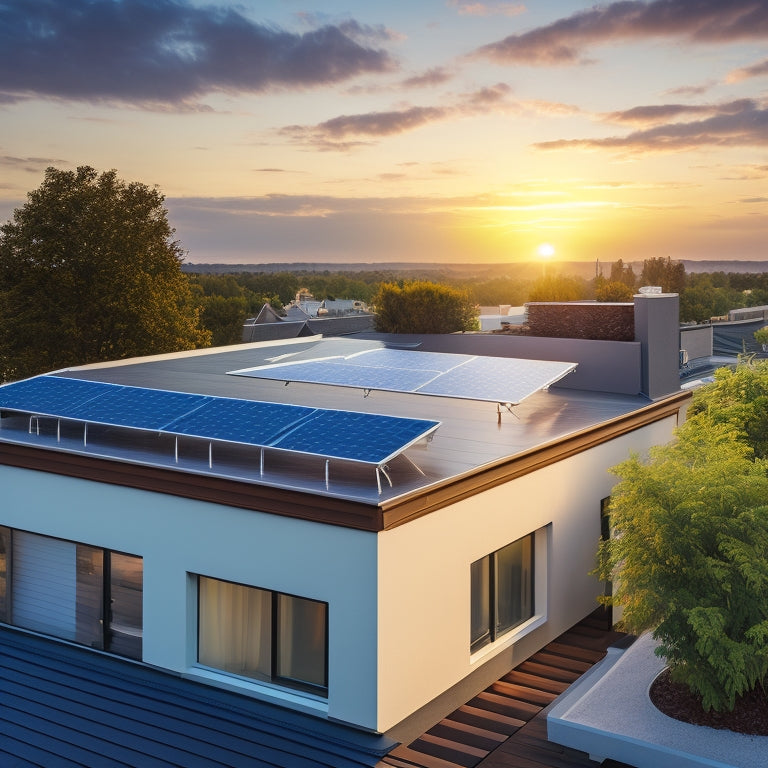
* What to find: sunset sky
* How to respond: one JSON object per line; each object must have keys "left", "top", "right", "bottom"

{"left": 1, "top": 0, "right": 767, "bottom": 265}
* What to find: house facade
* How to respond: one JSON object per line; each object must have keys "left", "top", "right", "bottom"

{"left": 0, "top": 292, "right": 688, "bottom": 751}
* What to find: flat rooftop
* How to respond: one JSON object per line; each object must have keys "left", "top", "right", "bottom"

{"left": 0, "top": 336, "right": 680, "bottom": 519}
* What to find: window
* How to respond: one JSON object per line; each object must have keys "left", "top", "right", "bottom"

{"left": 0, "top": 527, "right": 142, "bottom": 659}
{"left": 198, "top": 576, "right": 328, "bottom": 695}
{"left": 471, "top": 534, "right": 534, "bottom": 653}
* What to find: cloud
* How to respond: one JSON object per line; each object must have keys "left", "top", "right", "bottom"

{"left": 0, "top": 0, "right": 394, "bottom": 106}
{"left": 0, "top": 155, "right": 67, "bottom": 173}
{"left": 605, "top": 99, "right": 757, "bottom": 125}
{"left": 472, "top": 0, "right": 768, "bottom": 65}
{"left": 728, "top": 57, "right": 768, "bottom": 82}
{"left": 536, "top": 101, "right": 768, "bottom": 154}
{"left": 280, "top": 83, "right": 515, "bottom": 148}
{"left": 400, "top": 67, "right": 455, "bottom": 88}
{"left": 739, "top": 197, "right": 768, "bottom": 203}
{"left": 448, "top": 1, "right": 526, "bottom": 17}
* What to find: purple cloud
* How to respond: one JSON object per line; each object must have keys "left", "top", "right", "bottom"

{"left": 473, "top": 0, "right": 768, "bottom": 65}
{"left": 0, "top": 0, "right": 394, "bottom": 106}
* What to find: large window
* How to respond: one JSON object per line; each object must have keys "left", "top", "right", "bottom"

{"left": 471, "top": 533, "right": 534, "bottom": 653}
{"left": 0, "top": 527, "right": 142, "bottom": 659}
{"left": 198, "top": 576, "right": 328, "bottom": 695}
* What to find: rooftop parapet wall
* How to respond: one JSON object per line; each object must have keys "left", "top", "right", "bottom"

{"left": 525, "top": 302, "right": 635, "bottom": 341}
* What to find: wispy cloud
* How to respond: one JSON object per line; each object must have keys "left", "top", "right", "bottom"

{"left": 472, "top": 0, "right": 768, "bottom": 65}
{"left": 448, "top": 1, "right": 526, "bottom": 18}
{"left": 604, "top": 99, "right": 757, "bottom": 125}
{"left": 0, "top": 0, "right": 395, "bottom": 107}
{"left": 0, "top": 155, "right": 67, "bottom": 173}
{"left": 536, "top": 101, "right": 768, "bottom": 154}
{"left": 281, "top": 83, "right": 520, "bottom": 148}
{"left": 728, "top": 57, "right": 768, "bottom": 82}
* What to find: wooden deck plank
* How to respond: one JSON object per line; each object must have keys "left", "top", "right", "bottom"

{"left": 417, "top": 732, "right": 490, "bottom": 760}
{"left": 448, "top": 704, "right": 526, "bottom": 735}
{"left": 432, "top": 719, "right": 508, "bottom": 747}
{"left": 387, "top": 744, "right": 468, "bottom": 768}
{"left": 487, "top": 680, "right": 557, "bottom": 707}
{"left": 528, "top": 651, "right": 593, "bottom": 674}
{"left": 470, "top": 691, "right": 542, "bottom": 722}
{"left": 501, "top": 669, "right": 570, "bottom": 695}
{"left": 515, "top": 660, "right": 584, "bottom": 684}
{"left": 541, "top": 641, "right": 606, "bottom": 664}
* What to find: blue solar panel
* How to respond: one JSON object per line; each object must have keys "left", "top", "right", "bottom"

{"left": 0, "top": 375, "right": 115, "bottom": 417}
{"left": 231, "top": 349, "right": 577, "bottom": 404}
{"left": 273, "top": 410, "right": 440, "bottom": 464}
{"left": 0, "top": 375, "right": 439, "bottom": 466}
{"left": 417, "top": 356, "right": 577, "bottom": 403}
{"left": 255, "top": 360, "right": 439, "bottom": 392}
{"left": 344, "top": 348, "right": 461, "bottom": 372}
{"left": 76, "top": 387, "right": 211, "bottom": 430}
{"left": 166, "top": 398, "right": 317, "bottom": 446}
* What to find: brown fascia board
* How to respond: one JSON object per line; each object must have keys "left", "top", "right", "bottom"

{"left": 0, "top": 391, "right": 690, "bottom": 533}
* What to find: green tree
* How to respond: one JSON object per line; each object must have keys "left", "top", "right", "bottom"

{"left": 609, "top": 258, "right": 636, "bottom": 289}
{"left": 373, "top": 281, "right": 478, "bottom": 334}
{"left": 527, "top": 274, "right": 587, "bottom": 302}
{"left": 640, "top": 256, "right": 686, "bottom": 293}
{"left": 0, "top": 166, "right": 210, "bottom": 380}
{"left": 598, "top": 361, "right": 768, "bottom": 712}
{"left": 594, "top": 280, "right": 634, "bottom": 302}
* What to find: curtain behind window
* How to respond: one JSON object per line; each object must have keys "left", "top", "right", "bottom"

{"left": 198, "top": 577, "right": 271, "bottom": 681}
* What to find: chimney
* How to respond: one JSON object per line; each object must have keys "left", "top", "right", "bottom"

{"left": 634, "top": 288, "right": 680, "bottom": 399}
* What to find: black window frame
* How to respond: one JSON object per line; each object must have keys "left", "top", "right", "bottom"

{"left": 471, "top": 533, "right": 535, "bottom": 654}
{"left": 0, "top": 526, "right": 142, "bottom": 660}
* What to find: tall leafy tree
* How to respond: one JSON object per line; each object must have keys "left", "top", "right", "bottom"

{"left": 640, "top": 256, "right": 686, "bottom": 293}
{"left": 598, "top": 361, "right": 768, "bottom": 712}
{"left": 0, "top": 166, "right": 210, "bottom": 381}
{"left": 373, "top": 281, "right": 477, "bottom": 334}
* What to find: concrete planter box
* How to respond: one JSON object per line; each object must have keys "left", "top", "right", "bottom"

{"left": 546, "top": 633, "right": 768, "bottom": 768}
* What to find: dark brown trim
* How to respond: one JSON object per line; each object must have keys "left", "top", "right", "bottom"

{"left": 0, "top": 391, "right": 690, "bottom": 532}
{"left": 0, "top": 442, "right": 384, "bottom": 531}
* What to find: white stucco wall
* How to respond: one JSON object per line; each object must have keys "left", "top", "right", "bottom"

{"left": 375, "top": 414, "right": 679, "bottom": 732}
{"left": 0, "top": 466, "right": 379, "bottom": 727}
{"left": 0, "top": 411, "right": 679, "bottom": 734}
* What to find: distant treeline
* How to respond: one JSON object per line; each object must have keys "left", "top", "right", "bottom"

{"left": 185, "top": 260, "right": 768, "bottom": 346}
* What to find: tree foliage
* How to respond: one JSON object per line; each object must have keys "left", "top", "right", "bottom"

{"left": 640, "top": 256, "right": 686, "bottom": 293}
{"left": 0, "top": 167, "right": 210, "bottom": 380}
{"left": 594, "top": 279, "right": 634, "bottom": 302}
{"left": 372, "top": 280, "right": 478, "bottom": 334}
{"left": 598, "top": 361, "right": 768, "bottom": 711}
{"left": 527, "top": 274, "right": 588, "bottom": 302}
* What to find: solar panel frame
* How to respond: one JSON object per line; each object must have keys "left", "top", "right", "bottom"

{"left": 0, "top": 375, "right": 440, "bottom": 467}
{"left": 271, "top": 410, "right": 440, "bottom": 464}
{"left": 230, "top": 348, "right": 577, "bottom": 405}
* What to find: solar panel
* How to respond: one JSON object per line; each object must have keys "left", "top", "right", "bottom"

{"left": 0, "top": 375, "right": 115, "bottom": 417}
{"left": 0, "top": 375, "right": 440, "bottom": 467}
{"left": 230, "top": 348, "right": 577, "bottom": 405}
{"left": 272, "top": 410, "right": 439, "bottom": 464}
{"left": 166, "top": 398, "right": 317, "bottom": 447}
{"left": 76, "top": 387, "right": 211, "bottom": 430}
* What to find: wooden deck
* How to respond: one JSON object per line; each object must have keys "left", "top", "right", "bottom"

{"left": 379, "top": 612, "right": 633, "bottom": 768}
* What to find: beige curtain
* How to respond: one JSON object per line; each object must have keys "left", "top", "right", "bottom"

{"left": 198, "top": 577, "right": 271, "bottom": 681}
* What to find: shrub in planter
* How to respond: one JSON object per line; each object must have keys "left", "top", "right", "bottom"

{"left": 598, "top": 362, "right": 768, "bottom": 712}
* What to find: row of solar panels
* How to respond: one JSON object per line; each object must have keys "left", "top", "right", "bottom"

{"left": 0, "top": 375, "right": 440, "bottom": 466}
{"left": 231, "top": 348, "right": 577, "bottom": 405}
